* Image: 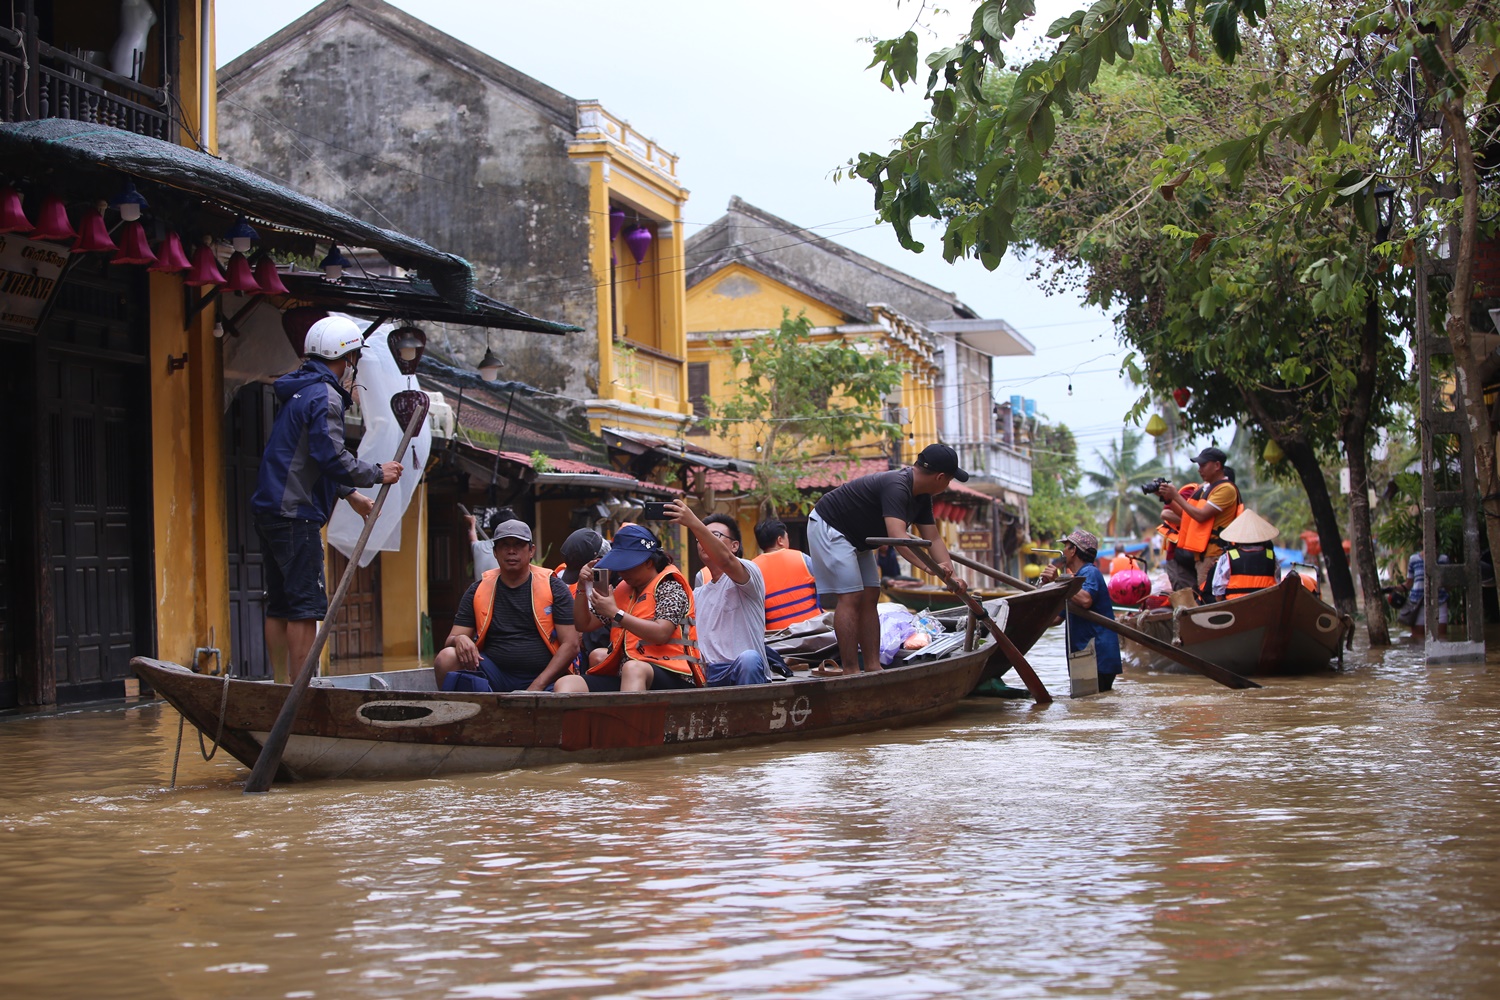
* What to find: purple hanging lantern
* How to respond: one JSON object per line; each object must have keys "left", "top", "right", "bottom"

{"left": 608, "top": 208, "right": 626, "bottom": 266}
{"left": 390, "top": 388, "right": 431, "bottom": 430}
{"left": 623, "top": 224, "right": 653, "bottom": 285}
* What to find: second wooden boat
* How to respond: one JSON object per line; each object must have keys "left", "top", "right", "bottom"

{"left": 1122, "top": 573, "right": 1354, "bottom": 677}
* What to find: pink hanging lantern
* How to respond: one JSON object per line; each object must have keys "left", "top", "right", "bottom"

{"left": 185, "top": 239, "right": 226, "bottom": 287}
{"left": 32, "top": 195, "right": 77, "bottom": 242}
{"left": 253, "top": 254, "right": 290, "bottom": 295}
{"left": 1108, "top": 568, "right": 1152, "bottom": 607}
{"left": 623, "top": 224, "right": 652, "bottom": 285}
{"left": 110, "top": 220, "right": 157, "bottom": 266}
{"left": 149, "top": 231, "right": 192, "bottom": 273}
{"left": 0, "top": 187, "right": 33, "bottom": 234}
{"left": 73, "top": 203, "right": 118, "bottom": 254}
{"left": 224, "top": 251, "right": 261, "bottom": 294}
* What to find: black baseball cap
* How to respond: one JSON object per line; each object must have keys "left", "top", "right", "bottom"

{"left": 558, "top": 529, "right": 608, "bottom": 584}
{"left": 915, "top": 443, "right": 970, "bottom": 482}
{"left": 1191, "top": 447, "right": 1228, "bottom": 465}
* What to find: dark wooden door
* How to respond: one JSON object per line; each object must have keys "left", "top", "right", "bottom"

{"left": 225, "top": 383, "right": 274, "bottom": 679}
{"left": 43, "top": 357, "right": 149, "bottom": 701}
{"left": 327, "top": 548, "right": 381, "bottom": 664}
{"left": 0, "top": 341, "right": 29, "bottom": 707}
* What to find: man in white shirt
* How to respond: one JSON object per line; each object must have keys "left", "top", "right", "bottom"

{"left": 666, "top": 499, "right": 769, "bottom": 686}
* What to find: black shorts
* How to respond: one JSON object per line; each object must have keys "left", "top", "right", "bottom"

{"left": 579, "top": 665, "right": 698, "bottom": 691}
{"left": 256, "top": 516, "right": 327, "bottom": 621}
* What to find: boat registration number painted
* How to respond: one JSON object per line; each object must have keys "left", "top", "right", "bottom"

{"left": 769, "top": 696, "right": 812, "bottom": 730}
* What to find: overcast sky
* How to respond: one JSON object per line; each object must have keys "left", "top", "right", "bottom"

{"left": 218, "top": 0, "right": 1177, "bottom": 468}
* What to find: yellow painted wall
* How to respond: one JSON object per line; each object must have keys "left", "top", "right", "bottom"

{"left": 148, "top": 273, "right": 229, "bottom": 668}
{"left": 176, "top": 0, "right": 216, "bottom": 154}
{"left": 686, "top": 263, "right": 844, "bottom": 333}
{"left": 573, "top": 136, "right": 692, "bottom": 432}
{"left": 380, "top": 485, "right": 429, "bottom": 662}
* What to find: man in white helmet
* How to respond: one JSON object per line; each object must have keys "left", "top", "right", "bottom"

{"left": 250, "top": 315, "right": 403, "bottom": 681}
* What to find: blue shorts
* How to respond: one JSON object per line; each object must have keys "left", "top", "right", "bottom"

{"left": 474, "top": 654, "right": 544, "bottom": 693}
{"left": 256, "top": 516, "right": 327, "bottom": 621}
{"left": 578, "top": 665, "right": 698, "bottom": 691}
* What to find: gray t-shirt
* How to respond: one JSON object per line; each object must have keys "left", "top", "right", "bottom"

{"left": 694, "top": 558, "right": 766, "bottom": 665}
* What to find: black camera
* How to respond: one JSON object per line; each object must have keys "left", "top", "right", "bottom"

{"left": 1140, "top": 477, "right": 1170, "bottom": 496}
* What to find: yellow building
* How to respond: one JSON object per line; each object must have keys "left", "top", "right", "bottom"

{"left": 0, "top": 1, "right": 565, "bottom": 705}
{"left": 683, "top": 199, "right": 1036, "bottom": 581}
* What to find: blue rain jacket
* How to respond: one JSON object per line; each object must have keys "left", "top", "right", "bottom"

{"left": 251, "top": 359, "right": 381, "bottom": 524}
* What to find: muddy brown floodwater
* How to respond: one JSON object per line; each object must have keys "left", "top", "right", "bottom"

{"left": 2, "top": 627, "right": 1499, "bottom": 999}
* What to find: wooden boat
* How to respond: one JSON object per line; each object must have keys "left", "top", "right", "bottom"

{"left": 132, "top": 578, "right": 1080, "bottom": 784}
{"left": 881, "top": 581, "right": 1016, "bottom": 610}
{"left": 1122, "top": 574, "right": 1354, "bottom": 677}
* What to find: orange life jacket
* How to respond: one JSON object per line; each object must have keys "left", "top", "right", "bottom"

{"left": 1177, "top": 481, "right": 1239, "bottom": 556}
{"left": 1157, "top": 483, "right": 1199, "bottom": 551}
{"left": 1224, "top": 544, "right": 1277, "bottom": 597}
{"left": 754, "top": 549, "right": 821, "bottom": 629}
{"left": 590, "top": 565, "right": 704, "bottom": 685}
{"left": 1108, "top": 553, "right": 1133, "bottom": 574}
{"left": 473, "top": 566, "right": 560, "bottom": 654}
{"left": 553, "top": 562, "right": 580, "bottom": 600}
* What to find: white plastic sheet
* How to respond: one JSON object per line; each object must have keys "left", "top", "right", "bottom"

{"left": 326, "top": 320, "right": 432, "bottom": 568}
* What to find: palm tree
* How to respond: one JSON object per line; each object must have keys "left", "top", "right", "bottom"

{"left": 1085, "top": 427, "right": 1170, "bottom": 538}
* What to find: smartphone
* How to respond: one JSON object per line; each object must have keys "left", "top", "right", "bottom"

{"left": 592, "top": 569, "right": 611, "bottom": 593}
{"left": 642, "top": 500, "right": 670, "bottom": 520}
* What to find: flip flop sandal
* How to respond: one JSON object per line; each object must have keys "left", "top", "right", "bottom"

{"left": 809, "top": 660, "right": 849, "bottom": 678}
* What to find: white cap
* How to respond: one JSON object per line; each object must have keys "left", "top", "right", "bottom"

{"left": 304, "top": 316, "right": 364, "bottom": 360}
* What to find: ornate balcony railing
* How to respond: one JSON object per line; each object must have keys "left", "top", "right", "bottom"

{"left": 0, "top": 18, "right": 176, "bottom": 142}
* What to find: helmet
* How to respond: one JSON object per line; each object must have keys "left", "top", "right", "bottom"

{"left": 304, "top": 316, "right": 364, "bottom": 360}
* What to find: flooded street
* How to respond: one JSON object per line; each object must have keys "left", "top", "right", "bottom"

{"left": 3, "top": 630, "right": 1500, "bottom": 999}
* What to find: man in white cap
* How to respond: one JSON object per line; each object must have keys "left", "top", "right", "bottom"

{"left": 251, "top": 315, "right": 403, "bottom": 682}
{"left": 434, "top": 518, "right": 579, "bottom": 692}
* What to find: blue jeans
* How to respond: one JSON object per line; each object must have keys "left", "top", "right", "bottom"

{"left": 705, "top": 649, "right": 770, "bottom": 687}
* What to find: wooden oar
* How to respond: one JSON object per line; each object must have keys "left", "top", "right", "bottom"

{"left": 946, "top": 551, "right": 1261, "bottom": 691}
{"left": 868, "top": 537, "right": 1052, "bottom": 704}
{"left": 244, "top": 396, "right": 430, "bottom": 793}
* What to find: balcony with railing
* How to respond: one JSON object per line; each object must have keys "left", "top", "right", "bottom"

{"left": 1, "top": 5, "right": 179, "bottom": 143}
{"left": 953, "top": 439, "right": 1033, "bottom": 497}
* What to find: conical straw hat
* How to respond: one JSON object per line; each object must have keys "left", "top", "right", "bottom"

{"left": 1219, "top": 509, "right": 1280, "bottom": 545}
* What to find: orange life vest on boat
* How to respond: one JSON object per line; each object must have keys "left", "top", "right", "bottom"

{"left": 1108, "top": 553, "right": 1134, "bottom": 574}
{"left": 1157, "top": 483, "right": 1199, "bottom": 552}
{"left": 553, "top": 562, "right": 580, "bottom": 600}
{"left": 1224, "top": 544, "right": 1277, "bottom": 597}
{"left": 754, "top": 549, "right": 821, "bottom": 630}
{"left": 590, "top": 565, "right": 704, "bottom": 685}
{"left": 473, "top": 566, "right": 560, "bottom": 654}
{"left": 1176, "top": 481, "right": 1239, "bottom": 556}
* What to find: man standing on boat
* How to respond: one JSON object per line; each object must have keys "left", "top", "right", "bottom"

{"left": 1157, "top": 447, "right": 1240, "bottom": 599}
{"left": 433, "top": 519, "right": 580, "bottom": 692}
{"left": 251, "top": 316, "right": 403, "bottom": 683}
{"left": 1040, "top": 529, "right": 1123, "bottom": 691}
{"left": 806, "top": 444, "right": 967, "bottom": 675}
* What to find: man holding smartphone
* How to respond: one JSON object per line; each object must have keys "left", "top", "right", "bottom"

{"left": 670, "top": 500, "right": 770, "bottom": 687}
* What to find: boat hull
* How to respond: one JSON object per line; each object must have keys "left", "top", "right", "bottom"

{"left": 134, "top": 580, "right": 1078, "bottom": 783}
{"left": 1124, "top": 574, "right": 1353, "bottom": 677}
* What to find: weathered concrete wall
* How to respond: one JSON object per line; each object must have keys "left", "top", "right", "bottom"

{"left": 219, "top": 6, "right": 598, "bottom": 403}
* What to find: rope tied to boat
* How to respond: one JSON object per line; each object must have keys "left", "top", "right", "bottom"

{"left": 168, "top": 662, "right": 233, "bottom": 790}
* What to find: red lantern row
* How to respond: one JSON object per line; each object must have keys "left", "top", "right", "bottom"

{"left": 933, "top": 500, "right": 972, "bottom": 523}
{"left": 0, "top": 187, "right": 289, "bottom": 295}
